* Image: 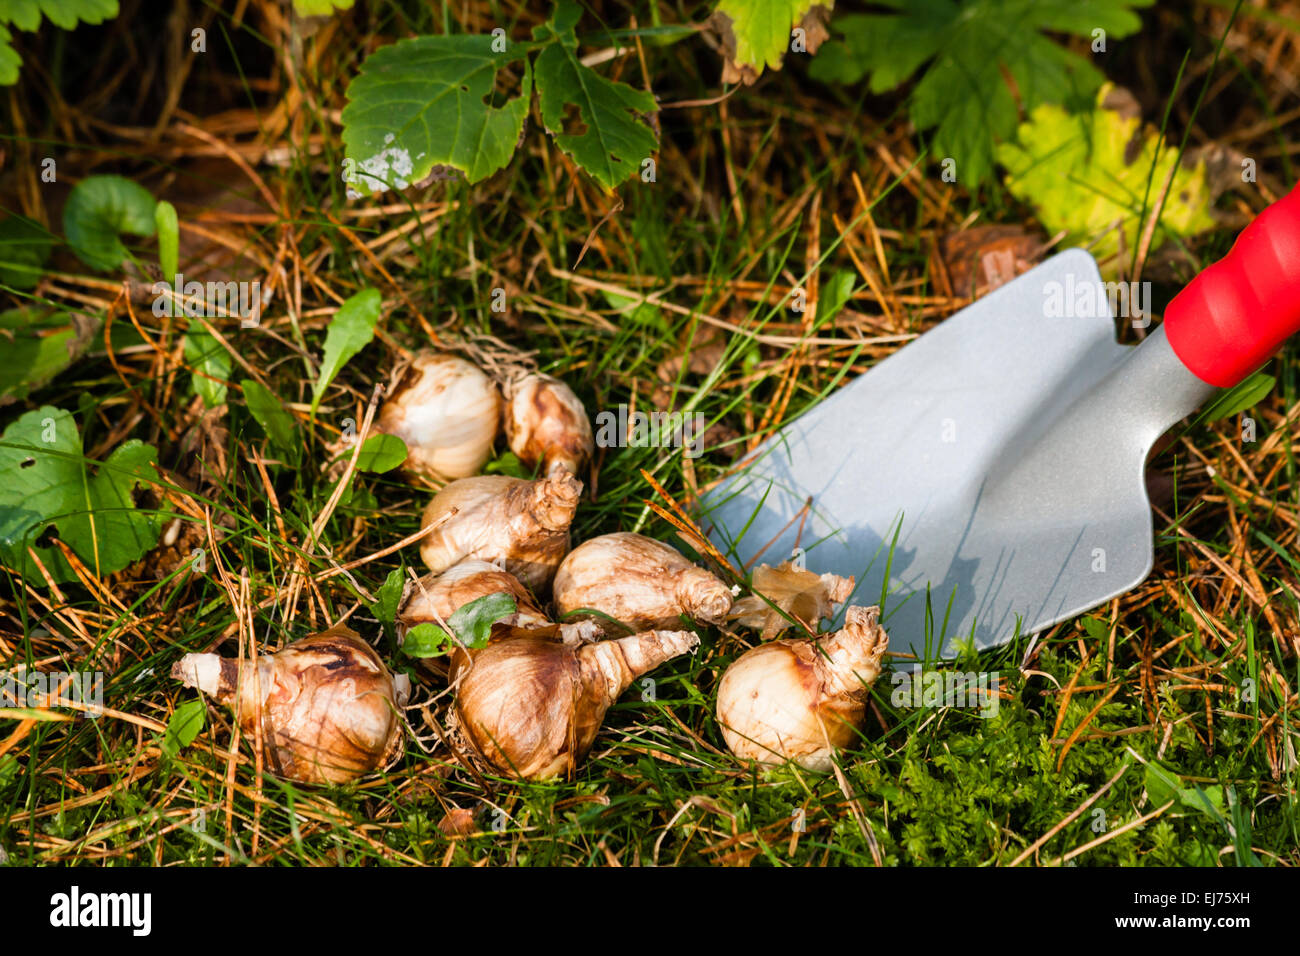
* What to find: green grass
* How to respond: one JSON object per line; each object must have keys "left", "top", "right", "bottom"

{"left": 0, "top": 0, "right": 1297, "bottom": 866}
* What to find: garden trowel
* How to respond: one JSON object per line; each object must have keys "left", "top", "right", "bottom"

{"left": 702, "top": 185, "right": 1300, "bottom": 660}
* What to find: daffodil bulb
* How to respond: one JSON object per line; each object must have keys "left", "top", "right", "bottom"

{"left": 552, "top": 532, "right": 733, "bottom": 630}
{"left": 419, "top": 473, "right": 582, "bottom": 591}
{"left": 716, "top": 605, "right": 889, "bottom": 771}
{"left": 503, "top": 373, "right": 594, "bottom": 477}
{"left": 453, "top": 628, "right": 699, "bottom": 779}
{"left": 377, "top": 350, "right": 502, "bottom": 483}
{"left": 172, "top": 626, "right": 409, "bottom": 785}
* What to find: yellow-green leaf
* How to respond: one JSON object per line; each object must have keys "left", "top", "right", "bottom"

{"left": 996, "top": 85, "right": 1217, "bottom": 274}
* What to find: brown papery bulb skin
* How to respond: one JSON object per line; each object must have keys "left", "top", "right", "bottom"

{"left": 419, "top": 473, "right": 581, "bottom": 592}
{"left": 171, "top": 626, "right": 409, "bottom": 785}
{"left": 717, "top": 606, "right": 889, "bottom": 772}
{"left": 729, "top": 561, "right": 856, "bottom": 639}
{"left": 552, "top": 532, "right": 733, "bottom": 630}
{"left": 455, "top": 628, "right": 698, "bottom": 780}
{"left": 377, "top": 351, "right": 502, "bottom": 483}
{"left": 504, "top": 373, "right": 594, "bottom": 477}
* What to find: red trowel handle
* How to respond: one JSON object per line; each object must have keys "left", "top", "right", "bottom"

{"left": 1165, "top": 182, "right": 1300, "bottom": 388}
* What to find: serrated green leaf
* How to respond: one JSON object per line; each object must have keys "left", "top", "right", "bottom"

{"left": 997, "top": 84, "right": 1217, "bottom": 270}
{"left": 161, "top": 697, "right": 206, "bottom": 757}
{"left": 311, "top": 288, "right": 381, "bottom": 416}
{"left": 811, "top": 0, "right": 1153, "bottom": 187}
{"left": 292, "top": 0, "right": 354, "bottom": 15}
{"left": 0, "top": 215, "right": 54, "bottom": 289}
{"left": 1198, "top": 371, "right": 1274, "bottom": 425}
{"left": 712, "top": 0, "right": 833, "bottom": 80}
{"left": 241, "top": 379, "right": 297, "bottom": 457}
{"left": 354, "top": 432, "right": 407, "bottom": 473}
{"left": 342, "top": 35, "right": 531, "bottom": 194}
{"left": 448, "top": 592, "right": 517, "bottom": 649}
{"left": 0, "top": 1, "right": 118, "bottom": 85}
{"left": 183, "top": 330, "right": 230, "bottom": 409}
{"left": 0, "top": 0, "right": 118, "bottom": 31}
{"left": 0, "top": 406, "right": 161, "bottom": 583}
{"left": 534, "top": 1, "right": 658, "bottom": 190}
{"left": 155, "top": 200, "right": 178, "bottom": 282}
{"left": 0, "top": 27, "right": 20, "bottom": 86}
{"left": 62, "top": 174, "right": 157, "bottom": 272}
{"left": 0, "top": 308, "right": 98, "bottom": 404}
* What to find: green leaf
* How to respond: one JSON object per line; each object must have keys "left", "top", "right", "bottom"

{"left": 0, "top": 1, "right": 118, "bottom": 86}
{"left": 1198, "top": 371, "right": 1275, "bottom": 425}
{"left": 370, "top": 567, "right": 406, "bottom": 644}
{"left": 62, "top": 174, "right": 157, "bottom": 272}
{"left": 155, "top": 200, "right": 178, "bottom": 282}
{"left": 811, "top": 0, "right": 1154, "bottom": 187}
{"left": 354, "top": 432, "right": 407, "bottom": 473}
{"left": 1143, "top": 761, "right": 1183, "bottom": 806}
{"left": 0, "top": 0, "right": 118, "bottom": 31}
{"left": 997, "top": 85, "right": 1216, "bottom": 270}
{"left": 0, "top": 406, "right": 161, "bottom": 583}
{"left": 0, "top": 26, "right": 20, "bottom": 86}
{"left": 484, "top": 451, "right": 531, "bottom": 478}
{"left": 1182, "top": 782, "right": 1227, "bottom": 818}
{"left": 711, "top": 0, "right": 833, "bottom": 81}
{"left": 816, "top": 270, "right": 856, "bottom": 324}
{"left": 183, "top": 330, "right": 231, "bottom": 409}
{"left": 448, "top": 592, "right": 518, "bottom": 650}
{"left": 292, "top": 0, "right": 354, "bottom": 14}
{"left": 1145, "top": 762, "right": 1235, "bottom": 834}
{"left": 0, "top": 308, "right": 98, "bottom": 404}
{"left": 161, "top": 697, "right": 206, "bottom": 758}
{"left": 402, "top": 622, "right": 455, "bottom": 658}
{"left": 310, "top": 288, "right": 381, "bottom": 416}
{"left": 402, "top": 591, "right": 517, "bottom": 658}
{"left": 342, "top": 35, "right": 531, "bottom": 194}
{"left": 533, "top": 1, "right": 658, "bottom": 190}
{"left": 0, "top": 215, "right": 54, "bottom": 289}
{"left": 602, "top": 290, "right": 665, "bottom": 331}
{"left": 241, "top": 379, "right": 297, "bottom": 457}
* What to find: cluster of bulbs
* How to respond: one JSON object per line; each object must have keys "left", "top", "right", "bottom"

{"left": 173, "top": 351, "right": 890, "bottom": 785}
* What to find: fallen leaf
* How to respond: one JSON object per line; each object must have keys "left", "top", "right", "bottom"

{"left": 438, "top": 807, "right": 478, "bottom": 836}
{"left": 996, "top": 83, "right": 1217, "bottom": 275}
{"left": 939, "top": 225, "right": 1044, "bottom": 298}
